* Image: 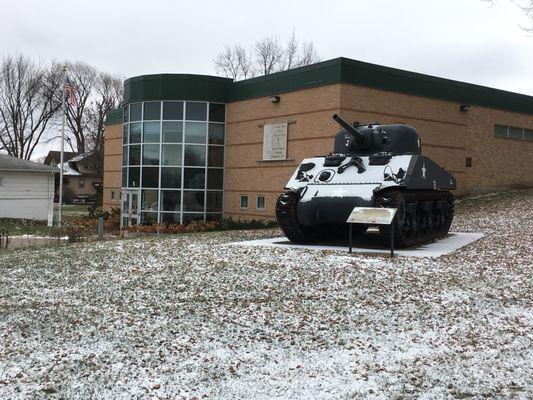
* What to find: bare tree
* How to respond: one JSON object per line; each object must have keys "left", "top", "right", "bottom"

{"left": 254, "top": 36, "right": 285, "bottom": 76}
{"left": 298, "top": 41, "right": 321, "bottom": 66}
{"left": 214, "top": 30, "right": 321, "bottom": 80}
{"left": 213, "top": 46, "right": 241, "bottom": 80}
{"left": 48, "top": 61, "right": 122, "bottom": 169}
{"left": 285, "top": 30, "right": 299, "bottom": 70}
{"left": 0, "top": 55, "right": 61, "bottom": 160}
{"left": 60, "top": 61, "right": 98, "bottom": 153}
{"left": 85, "top": 71, "right": 123, "bottom": 181}
{"left": 234, "top": 45, "right": 254, "bottom": 79}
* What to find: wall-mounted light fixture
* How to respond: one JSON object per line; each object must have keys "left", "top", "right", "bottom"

{"left": 460, "top": 104, "right": 471, "bottom": 112}
{"left": 269, "top": 95, "right": 280, "bottom": 103}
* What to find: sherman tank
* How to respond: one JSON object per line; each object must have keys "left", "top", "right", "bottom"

{"left": 275, "top": 114, "right": 456, "bottom": 247}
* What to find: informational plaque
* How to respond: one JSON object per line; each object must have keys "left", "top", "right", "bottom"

{"left": 263, "top": 122, "right": 288, "bottom": 160}
{"left": 347, "top": 207, "right": 397, "bottom": 225}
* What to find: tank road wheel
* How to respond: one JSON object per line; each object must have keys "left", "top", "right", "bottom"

{"left": 376, "top": 190, "right": 454, "bottom": 248}
{"left": 276, "top": 190, "right": 311, "bottom": 244}
{"left": 441, "top": 193, "right": 454, "bottom": 234}
{"left": 376, "top": 191, "right": 411, "bottom": 248}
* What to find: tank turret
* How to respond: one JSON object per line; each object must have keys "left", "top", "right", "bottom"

{"left": 332, "top": 113, "right": 421, "bottom": 155}
{"left": 275, "top": 114, "right": 456, "bottom": 248}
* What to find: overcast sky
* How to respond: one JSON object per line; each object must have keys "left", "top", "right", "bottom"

{"left": 2, "top": 0, "right": 533, "bottom": 158}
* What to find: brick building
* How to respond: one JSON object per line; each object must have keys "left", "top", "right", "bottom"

{"left": 103, "top": 57, "right": 533, "bottom": 226}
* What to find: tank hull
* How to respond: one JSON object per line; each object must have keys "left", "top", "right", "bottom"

{"left": 296, "top": 195, "right": 373, "bottom": 226}
{"left": 276, "top": 153, "right": 456, "bottom": 247}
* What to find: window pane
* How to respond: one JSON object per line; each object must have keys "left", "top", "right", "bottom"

{"left": 142, "top": 167, "right": 159, "bottom": 188}
{"left": 509, "top": 126, "right": 523, "bottom": 139}
{"left": 207, "top": 168, "right": 223, "bottom": 189}
{"left": 208, "top": 124, "right": 225, "bottom": 145}
{"left": 494, "top": 125, "right": 507, "bottom": 138}
{"left": 161, "top": 167, "right": 181, "bottom": 188}
{"left": 129, "top": 145, "right": 141, "bottom": 165}
{"left": 183, "top": 213, "right": 204, "bottom": 224}
{"left": 143, "top": 102, "right": 161, "bottom": 120}
{"left": 162, "top": 190, "right": 181, "bottom": 211}
{"left": 122, "top": 146, "right": 128, "bottom": 166}
{"left": 161, "top": 212, "right": 180, "bottom": 224}
{"left": 257, "top": 196, "right": 265, "bottom": 209}
{"left": 240, "top": 195, "right": 248, "bottom": 208}
{"left": 525, "top": 129, "right": 533, "bottom": 140}
{"left": 185, "top": 122, "right": 207, "bottom": 144}
{"left": 142, "top": 189, "right": 159, "bottom": 211}
{"left": 143, "top": 144, "right": 159, "bottom": 166}
{"left": 208, "top": 146, "right": 224, "bottom": 167}
{"left": 123, "top": 105, "right": 129, "bottom": 123}
{"left": 128, "top": 167, "right": 140, "bottom": 187}
{"left": 209, "top": 103, "right": 225, "bottom": 122}
{"left": 206, "top": 191, "right": 223, "bottom": 212}
{"left": 130, "top": 103, "right": 142, "bottom": 121}
{"left": 184, "top": 168, "right": 205, "bottom": 189}
{"left": 186, "top": 102, "right": 207, "bottom": 121}
{"left": 184, "top": 145, "right": 206, "bottom": 166}
{"left": 163, "top": 101, "right": 183, "bottom": 120}
{"left": 143, "top": 122, "right": 160, "bottom": 143}
{"left": 130, "top": 122, "right": 142, "bottom": 144}
{"left": 183, "top": 191, "right": 204, "bottom": 212}
{"left": 162, "top": 144, "right": 182, "bottom": 166}
{"left": 122, "top": 167, "right": 127, "bottom": 187}
{"left": 123, "top": 124, "right": 129, "bottom": 144}
{"left": 162, "top": 121, "right": 183, "bottom": 143}
{"left": 141, "top": 212, "right": 158, "bottom": 225}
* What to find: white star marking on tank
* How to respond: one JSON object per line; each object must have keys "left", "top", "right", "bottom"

{"left": 422, "top": 163, "right": 427, "bottom": 179}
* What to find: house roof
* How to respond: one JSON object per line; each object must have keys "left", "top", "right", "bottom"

{"left": 58, "top": 161, "right": 81, "bottom": 176}
{"left": 0, "top": 154, "right": 56, "bottom": 173}
{"left": 44, "top": 151, "right": 79, "bottom": 166}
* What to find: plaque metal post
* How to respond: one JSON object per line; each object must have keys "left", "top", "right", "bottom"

{"left": 349, "top": 223, "right": 353, "bottom": 254}
{"left": 390, "top": 215, "right": 395, "bottom": 258}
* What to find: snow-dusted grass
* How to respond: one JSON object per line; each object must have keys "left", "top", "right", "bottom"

{"left": 0, "top": 189, "right": 532, "bottom": 399}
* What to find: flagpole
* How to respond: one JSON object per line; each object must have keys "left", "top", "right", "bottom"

{"left": 58, "top": 64, "right": 67, "bottom": 230}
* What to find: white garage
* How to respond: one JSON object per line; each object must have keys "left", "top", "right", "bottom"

{"left": 0, "top": 154, "right": 55, "bottom": 220}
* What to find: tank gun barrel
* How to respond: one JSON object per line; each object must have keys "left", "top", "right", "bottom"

{"left": 332, "top": 114, "right": 364, "bottom": 143}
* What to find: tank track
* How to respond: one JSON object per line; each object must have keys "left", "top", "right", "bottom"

{"left": 375, "top": 189, "right": 454, "bottom": 248}
{"left": 275, "top": 190, "right": 310, "bottom": 243}
{"left": 276, "top": 190, "right": 368, "bottom": 244}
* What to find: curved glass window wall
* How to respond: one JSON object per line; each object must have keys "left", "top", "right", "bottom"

{"left": 122, "top": 101, "right": 225, "bottom": 225}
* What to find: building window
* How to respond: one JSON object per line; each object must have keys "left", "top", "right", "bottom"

{"left": 111, "top": 190, "right": 115, "bottom": 200}
{"left": 257, "top": 195, "right": 266, "bottom": 210}
{"left": 494, "top": 124, "right": 533, "bottom": 141}
{"left": 121, "top": 100, "right": 225, "bottom": 224}
{"left": 240, "top": 195, "right": 248, "bottom": 209}
{"left": 79, "top": 178, "right": 85, "bottom": 189}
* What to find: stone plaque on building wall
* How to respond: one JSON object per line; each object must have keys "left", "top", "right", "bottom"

{"left": 263, "top": 122, "right": 288, "bottom": 160}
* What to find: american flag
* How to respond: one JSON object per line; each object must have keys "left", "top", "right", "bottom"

{"left": 65, "top": 79, "right": 76, "bottom": 107}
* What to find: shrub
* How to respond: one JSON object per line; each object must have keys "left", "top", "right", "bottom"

{"left": 215, "top": 217, "right": 278, "bottom": 231}
{"left": 127, "top": 220, "right": 218, "bottom": 234}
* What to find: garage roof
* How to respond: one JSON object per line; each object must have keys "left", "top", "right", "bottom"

{"left": 0, "top": 154, "right": 56, "bottom": 172}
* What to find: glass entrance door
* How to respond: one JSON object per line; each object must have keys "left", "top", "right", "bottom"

{"left": 121, "top": 189, "right": 140, "bottom": 228}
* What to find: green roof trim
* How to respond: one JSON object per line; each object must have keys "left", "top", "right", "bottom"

{"left": 228, "top": 58, "right": 343, "bottom": 101}
{"left": 117, "top": 57, "right": 533, "bottom": 116}
{"left": 105, "top": 108, "right": 123, "bottom": 125}
{"left": 337, "top": 58, "right": 533, "bottom": 115}
{"left": 124, "top": 74, "right": 232, "bottom": 103}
